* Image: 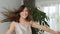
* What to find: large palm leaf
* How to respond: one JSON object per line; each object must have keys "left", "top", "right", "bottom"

{"left": 30, "top": 7, "right": 49, "bottom": 34}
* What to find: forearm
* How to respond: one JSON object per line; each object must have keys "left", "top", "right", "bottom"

{"left": 31, "top": 21, "right": 60, "bottom": 34}
{"left": 38, "top": 25, "right": 57, "bottom": 34}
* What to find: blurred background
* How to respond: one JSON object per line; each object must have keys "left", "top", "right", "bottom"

{"left": 0, "top": 0, "right": 60, "bottom": 34}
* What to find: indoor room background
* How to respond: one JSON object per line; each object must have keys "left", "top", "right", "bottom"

{"left": 0, "top": 0, "right": 60, "bottom": 34}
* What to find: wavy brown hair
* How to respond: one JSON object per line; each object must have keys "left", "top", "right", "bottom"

{"left": 1, "top": 5, "right": 33, "bottom": 23}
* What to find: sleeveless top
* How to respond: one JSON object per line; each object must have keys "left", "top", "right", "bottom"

{"left": 15, "top": 22, "right": 32, "bottom": 34}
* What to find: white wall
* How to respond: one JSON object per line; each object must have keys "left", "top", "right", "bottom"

{"left": 35, "top": 0, "right": 60, "bottom": 6}
{"left": 0, "top": 0, "right": 23, "bottom": 34}
{"left": 35, "top": 0, "right": 60, "bottom": 11}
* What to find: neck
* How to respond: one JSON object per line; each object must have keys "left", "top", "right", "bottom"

{"left": 19, "top": 17, "right": 26, "bottom": 23}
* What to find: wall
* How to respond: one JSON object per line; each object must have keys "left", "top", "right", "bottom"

{"left": 0, "top": 0, "right": 23, "bottom": 34}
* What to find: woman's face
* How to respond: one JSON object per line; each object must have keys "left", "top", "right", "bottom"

{"left": 20, "top": 7, "right": 29, "bottom": 19}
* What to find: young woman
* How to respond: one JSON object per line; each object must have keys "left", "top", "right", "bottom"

{"left": 2, "top": 5, "right": 60, "bottom": 34}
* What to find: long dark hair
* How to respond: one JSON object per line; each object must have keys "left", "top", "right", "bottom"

{"left": 1, "top": 5, "right": 33, "bottom": 23}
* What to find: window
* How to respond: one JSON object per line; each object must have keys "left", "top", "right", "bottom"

{"left": 43, "top": 5, "right": 60, "bottom": 31}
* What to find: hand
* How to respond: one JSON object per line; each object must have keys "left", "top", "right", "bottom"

{"left": 57, "top": 32, "right": 60, "bottom": 34}
{"left": 55, "top": 32, "right": 60, "bottom": 34}
{"left": 52, "top": 32, "right": 60, "bottom": 34}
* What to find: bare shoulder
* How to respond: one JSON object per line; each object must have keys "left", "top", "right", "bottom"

{"left": 29, "top": 20, "right": 34, "bottom": 26}
{"left": 29, "top": 20, "right": 38, "bottom": 26}
{"left": 6, "top": 21, "right": 16, "bottom": 34}
{"left": 30, "top": 20, "right": 35, "bottom": 23}
{"left": 10, "top": 21, "right": 17, "bottom": 27}
{"left": 11, "top": 21, "right": 16, "bottom": 25}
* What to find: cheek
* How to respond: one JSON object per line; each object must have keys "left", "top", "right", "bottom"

{"left": 26, "top": 13, "right": 28, "bottom": 16}
{"left": 25, "top": 11, "right": 29, "bottom": 15}
{"left": 20, "top": 12, "right": 23, "bottom": 16}
{"left": 20, "top": 12, "right": 26, "bottom": 17}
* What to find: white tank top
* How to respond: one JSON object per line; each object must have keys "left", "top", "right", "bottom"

{"left": 15, "top": 22, "right": 32, "bottom": 34}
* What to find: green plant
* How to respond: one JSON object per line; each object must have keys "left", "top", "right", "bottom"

{"left": 30, "top": 7, "right": 49, "bottom": 34}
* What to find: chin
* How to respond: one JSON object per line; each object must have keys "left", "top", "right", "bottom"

{"left": 23, "top": 16, "right": 27, "bottom": 19}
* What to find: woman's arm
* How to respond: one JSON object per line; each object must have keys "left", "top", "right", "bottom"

{"left": 6, "top": 21, "right": 15, "bottom": 34}
{"left": 30, "top": 21, "right": 60, "bottom": 34}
